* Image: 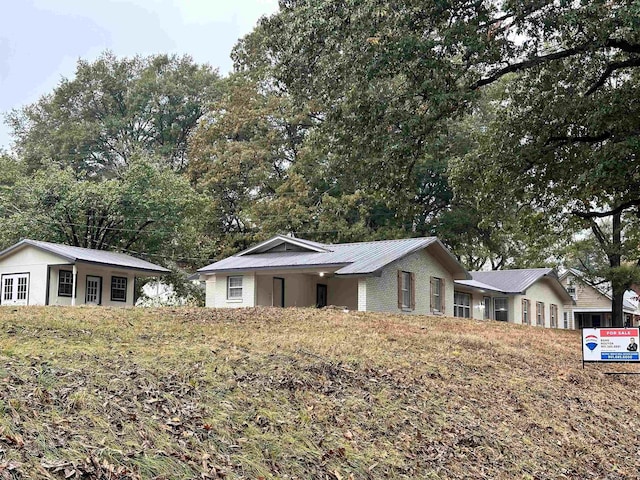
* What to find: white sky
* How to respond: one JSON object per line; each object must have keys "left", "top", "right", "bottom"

{"left": 0, "top": 0, "right": 279, "bottom": 151}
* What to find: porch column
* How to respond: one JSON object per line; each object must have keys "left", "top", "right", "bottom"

{"left": 71, "top": 264, "right": 77, "bottom": 306}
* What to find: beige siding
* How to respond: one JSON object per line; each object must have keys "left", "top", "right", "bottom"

{"left": 561, "top": 275, "right": 612, "bottom": 310}
{"left": 364, "top": 249, "right": 454, "bottom": 316}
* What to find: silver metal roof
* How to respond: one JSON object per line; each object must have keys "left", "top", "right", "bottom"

{"left": 0, "top": 239, "right": 170, "bottom": 274}
{"left": 198, "top": 235, "right": 470, "bottom": 277}
{"left": 468, "top": 268, "right": 555, "bottom": 293}
{"left": 454, "top": 279, "right": 505, "bottom": 293}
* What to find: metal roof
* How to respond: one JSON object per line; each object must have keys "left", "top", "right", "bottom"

{"left": 454, "top": 279, "right": 506, "bottom": 293}
{"left": 0, "top": 239, "right": 170, "bottom": 274}
{"left": 467, "top": 268, "right": 556, "bottom": 294}
{"left": 198, "top": 235, "right": 470, "bottom": 278}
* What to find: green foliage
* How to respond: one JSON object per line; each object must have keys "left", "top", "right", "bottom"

{"left": 7, "top": 52, "right": 222, "bottom": 175}
{"left": 0, "top": 155, "right": 202, "bottom": 264}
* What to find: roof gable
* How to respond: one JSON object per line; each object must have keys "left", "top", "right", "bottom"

{"left": 0, "top": 239, "right": 170, "bottom": 274}
{"left": 198, "top": 235, "right": 470, "bottom": 279}
{"left": 237, "top": 235, "right": 330, "bottom": 256}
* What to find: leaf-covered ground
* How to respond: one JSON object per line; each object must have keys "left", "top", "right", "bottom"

{"left": 0, "top": 306, "right": 639, "bottom": 479}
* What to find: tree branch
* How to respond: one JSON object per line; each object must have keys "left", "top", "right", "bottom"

{"left": 470, "top": 44, "right": 592, "bottom": 90}
{"left": 585, "top": 57, "right": 640, "bottom": 96}
{"left": 572, "top": 198, "right": 640, "bottom": 219}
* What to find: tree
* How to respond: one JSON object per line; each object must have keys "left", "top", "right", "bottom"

{"left": 450, "top": 49, "right": 640, "bottom": 325}
{"left": 0, "top": 156, "right": 202, "bottom": 265}
{"left": 7, "top": 52, "right": 222, "bottom": 176}
{"left": 231, "top": 0, "right": 640, "bottom": 270}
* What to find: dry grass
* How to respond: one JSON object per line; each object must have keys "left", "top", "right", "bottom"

{"left": 0, "top": 306, "right": 638, "bottom": 479}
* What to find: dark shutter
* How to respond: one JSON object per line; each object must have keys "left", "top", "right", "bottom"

{"left": 410, "top": 272, "right": 416, "bottom": 311}
{"left": 522, "top": 299, "right": 526, "bottom": 324}
{"left": 441, "top": 279, "right": 445, "bottom": 313}
{"left": 430, "top": 277, "right": 435, "bottom": 312}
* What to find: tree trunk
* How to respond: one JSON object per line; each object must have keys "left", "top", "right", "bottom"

{"left": 610, "top": 211, "right": 624, "bottom": 327}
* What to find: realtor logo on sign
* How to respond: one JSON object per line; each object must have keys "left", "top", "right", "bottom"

{"left": 582, "top": 328, "right": 640, "bottom": 363}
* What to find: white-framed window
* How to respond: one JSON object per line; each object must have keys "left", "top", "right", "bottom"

{"left": 454, "top": 292, "right": 471, "bottom": 318}
{"left": 227, "top": 276, "right": 243, "bottom": 300}
{"left": 522, "top": 299, "right": 530, "bottom": 325}
{"left": 536, "top": 301, "right": 544, "bottom": 326}
{"left": 563, "top": 311, "right": 569, "bottom": 329}
{"left": 401, "top": 271, "right": 411, "bottom": 309}
{"left": 483, "top": 296, "right": 491, "bottom": 319}
{"left": 494, "top": 297, "right": 508, "bottom": 321}
{"left": 58, "top": 270, "right": 74, "bottom": 297}
{"left": 567, "top": 286, "right": 576, "bottom": 301}
{"left": 111, "top": 276, "right": 128, "bottom": 302}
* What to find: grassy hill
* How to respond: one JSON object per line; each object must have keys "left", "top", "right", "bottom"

{"left": 0, "top": 307, "right": 638, "bottom": 479}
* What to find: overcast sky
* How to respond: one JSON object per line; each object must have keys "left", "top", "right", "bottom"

{"left": 0, "top": 0, "right": 279, "bottom": 151}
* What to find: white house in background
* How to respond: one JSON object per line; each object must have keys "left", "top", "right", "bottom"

{"left": 198, "top": 234, "right": 470, "bottom": 315}
{"left": 454, "top": 268, "right": 575, "bottom": 329}
{"left": 559, "top": 268, "right": 640, "bottom": 328}
{"left": 0, "top": 239, "right": 169, "bottom": 307}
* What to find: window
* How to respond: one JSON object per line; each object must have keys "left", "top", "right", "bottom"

{"left": 17, "top": 277, "right": 28, "bottom": 300}
{"left": 401, "top": 271, "right": 411, "bottom": 309}
{"left": 567, "top": 286, "right": 576, "bottom": 301}
{"left": 563, "top": 311, "right": 569, "bottom": 329}
{"left": 58, "top": 270, "right": 73, "bottom": 297}
{"left": 111, "top": 276, "right": 128, "bottom": 302}
{"left": 227, "top": 276, "right": 243, "bottom": 300}
{"left": 3, "top": 277, "right": 13, "bottom": 302}
{"left": 522, "top": 299, "right": 530, "bottom": 325}
{"left": 536, "top": 302, "right": 545, "bottom": 326}
{"left": 454, "top": 292, "right": 471, "bottom": 318}
{"left": 494, "top": 297, "right": 508, "bottom": 321}
{"left": 431, "top": 277, "right": 445, "bottom": 313}
{"left": 550, "top": 304, "right": 558, "bottom": 328}
{"left": 483, "top": 297, "right": 491, "bottom": 319}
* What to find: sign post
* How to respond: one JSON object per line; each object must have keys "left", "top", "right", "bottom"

{"left": 582, "top": 327, "right": 640, "bottom": 372}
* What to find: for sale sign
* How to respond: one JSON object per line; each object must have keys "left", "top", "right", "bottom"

{"left": 582, "top": 328, "right": 640, "bottom": 362}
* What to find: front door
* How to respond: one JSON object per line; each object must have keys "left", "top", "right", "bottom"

{"left": 316, "top": 284, "right": 327, "bottom": 308}
{"left": 1, "top": 274, "right": 29, "bottom": 306}
{"left": 592, "top": 314, "right": 601, "bottom": 328}
{"left": 273, "top": 277, "right": 284, "bottom": 307}
{"left": 85, "top": 276, "right": 102, "bottom": 305}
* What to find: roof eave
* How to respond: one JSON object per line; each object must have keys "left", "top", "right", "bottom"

{"left": 198, "top": 262, "right": 351, "bottom": 275}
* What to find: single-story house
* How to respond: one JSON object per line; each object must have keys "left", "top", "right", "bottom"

{"left": 197, "top": 234, "right": 470, "bottom": 315}
{"left": 454, "top": 268, "right": 574, "bottom": 329}
{"left": 0, "top": 239, "right": 169, "bottom": 307}
{"left": 559, "top": 268, "right": 640, "bottom": 328}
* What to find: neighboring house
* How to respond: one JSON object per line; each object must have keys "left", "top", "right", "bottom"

{"left": 0, "top": 239, "right": 169, "bottom": 307}
{"left": 197, "top": 234, "right": 470, "bottom": 315}
{"left": 454, "top": 268, "right": 574, "bottom": 329}
{"left": 559, "top": 268, "right": 640, "bottom": 328}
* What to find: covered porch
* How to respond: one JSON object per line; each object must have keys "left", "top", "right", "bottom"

{"left": 255, "top": 270, "right": 359, "bottom": 310}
